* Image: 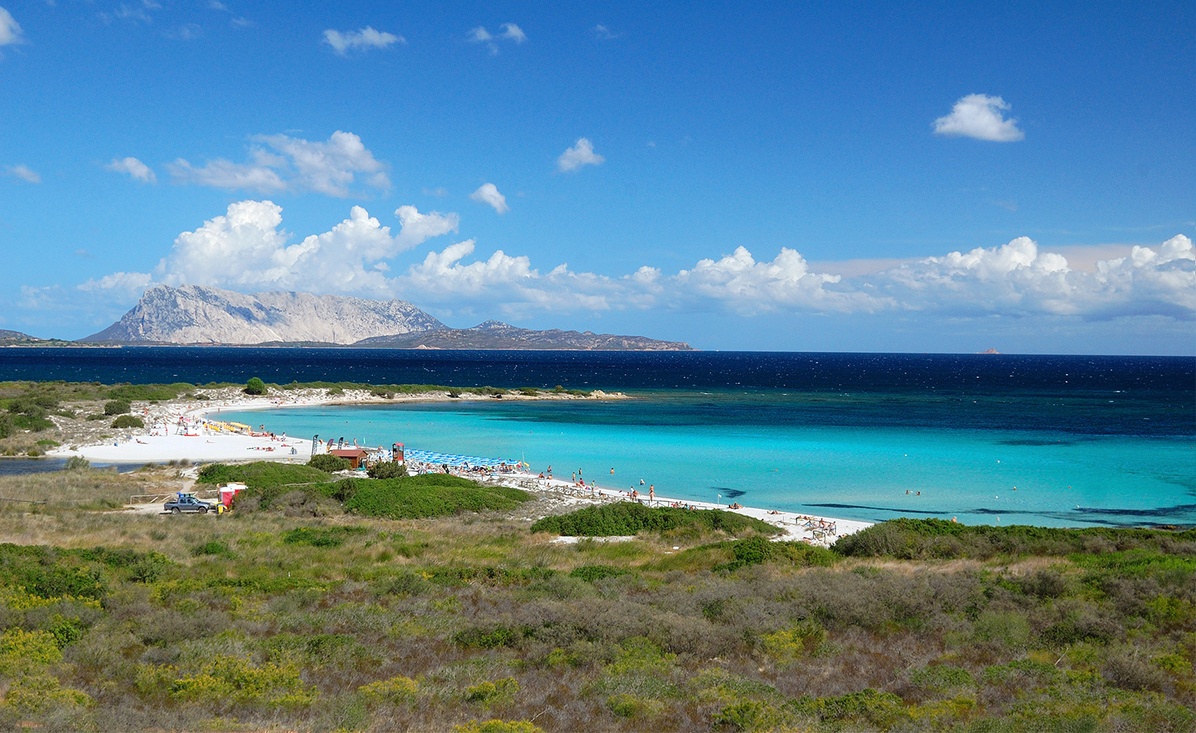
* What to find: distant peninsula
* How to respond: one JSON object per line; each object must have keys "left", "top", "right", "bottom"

{"left": 81, "top": 284, "right": 692, "bottom": 351}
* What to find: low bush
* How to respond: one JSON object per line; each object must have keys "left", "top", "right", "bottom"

{"left": 307, "top": 454, "right": 350, "bottom": 472}
{"left": 366, "top": 461, "right": 407, "bottom": 479}
{"left": 791, "top": 688, "right": 906, "bottom": 727}
{"left": 103, "top": 399, "right": 130, "bottom": 416}
{"left": 455, "top": 625, "right": 526, "bottom": 650}
{"left": 759, "top": 621, "right": 826, "bottom": 664}
{"left": 191, "top": 541, "right": 232, "bottom": 557}
{"left": 342, "top": 475, "right": 530, "bottom": 519}
{"left": 714, "top": 536, "right": 836, "bottom": 571}
{"left": 358, "top": 675, "right": 418, "bottom": 706}
{"left": 63, "top": 456, "right": 90, "bottom": 471}
{"left": 167, "top": 655, "right": 315, "bottom": 707}
{"left": 111, "top": 415, "right": 144, "bottom": 429}
{"left": 244, "top": 377, "right": 268, "bottom": 396}
{"left": 464, "top": 676, "right": 519, "bottom": 706}
{"left": 196, "top": 461, "right": 332, "bottom": 489}
{"left": 834, "top": 518, "right": 1196, "bottom": 560}
{"left": 530, "top": 503, "right": 778, "bottom": 537}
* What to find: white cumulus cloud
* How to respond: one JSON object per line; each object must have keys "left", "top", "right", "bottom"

{"left": 876, "top": 235, "right": 1194, "bottom": 319}
{"left": 150, "top": 200, "right": 457, "bottom": 297}
{"left": 77, "top": 271, "right": 155, "bottom": 299}
{"left": 675, "top": 247, "right": 879, "bottom": 314}
{"left": 323, "top": 26, "right": 404, "bottom": 55}
{"left": 470, "top": 183, "right": 509, "bottom": 214}
{"left": 168, "top": 131, "right": 388, "bottom": 197}
{"left": 74, "top": 194, "right": 1194, "bottom": 331}
{"left": 105, "top": 157, "right": 157, "bottom": 183}
{"left": 499, "top": 23, "right": 526, "bottom": 43}
{"left": 468, "top": 23, "right": 524, "bottom": 54}
{"left": 933, "top": 94, "right": 1025, "bottom": 142}
{"left": 5, "top": 164, "right": 39, "bottom": 183}
{"left": 0, "top": 6, "right": 22, "bottom": 47}
{"left": 557, "top": 138, "right": 604, "bottom": 172}
{"left": 168, "top": 156, "right": 286, "bottom": 192}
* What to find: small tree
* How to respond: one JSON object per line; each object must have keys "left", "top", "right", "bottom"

{"left": 244, "top": 377, "right": 268, "bottom": 396}
{"left": 104, "top": 399, "right": 131, "bottom": 415}
{"left": 112, "top": 415, "right": 145, "bottom": 429}
{"left": 367, "top": 461, "right": 408, "bottom": 479}
{"left": 308, "top": 454, "right": 350, "bottom": 472}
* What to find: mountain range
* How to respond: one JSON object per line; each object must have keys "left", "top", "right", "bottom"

{"left": 82, "top": 285, "right": 691, "bottom": 351}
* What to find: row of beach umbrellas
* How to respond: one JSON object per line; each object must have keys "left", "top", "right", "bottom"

{"left": 403, "top": 449, "right": 522, "bottom": 468}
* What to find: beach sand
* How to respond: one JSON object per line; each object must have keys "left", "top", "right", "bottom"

{"left": 49, "top": 387, "right": 872, "bottom": 544}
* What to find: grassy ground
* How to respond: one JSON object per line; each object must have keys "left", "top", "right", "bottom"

{"left": 0, "top": 465, "right": 1190, "bottom": 732}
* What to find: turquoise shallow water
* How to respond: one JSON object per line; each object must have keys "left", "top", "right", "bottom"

{"left": 224, "top": 396, "right": 1195, "bottom": 528}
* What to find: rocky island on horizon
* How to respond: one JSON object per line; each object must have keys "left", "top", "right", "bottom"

{"left": 80, "top": 284, "right": 692, "bottom": 351}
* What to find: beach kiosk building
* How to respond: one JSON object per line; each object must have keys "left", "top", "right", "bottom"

{"left": 330, "top": 448, "right": 369, "bottom": 470}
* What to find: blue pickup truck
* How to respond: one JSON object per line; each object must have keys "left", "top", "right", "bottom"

{"left": 163, "top": 492, "right": 215, "bottom": 515}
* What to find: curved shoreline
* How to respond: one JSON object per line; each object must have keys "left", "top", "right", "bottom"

{"left": 47, "top": 385, "right": 871, "bottom": 544}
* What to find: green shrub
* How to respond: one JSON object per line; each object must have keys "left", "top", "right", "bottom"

{"left": 358, "top": 675, "right": 418, "bottom": 706}
{"left": 760, "top": 621, "right": 826, "bottom": 664}
{"left": 464, "top": 677, "right": 519, "bottom": 706}
{"left": 168, "top": 655, "right": 315, "bottom": 707}
{"left": 367, "top": 461, "right": 407, "bottom": 479}
{"left": 606, "top": 693, "right": 663, "bottom": 718}
{"left": 282, "top": 526, "right": 366, "bottom": 548}
{"left": 0, "top": 629, "right": 63, "bottom": 677}
{"left": 791, "top": 688, "right": 906, "bottom": 727}
{"left": 713, "top": 700, "right": 792, "bottom": 731}
{"left": 191, "top": 541, "right": 232, "bottom": 557}
{"left": 0, "top": 674, "right": 92, "bottom": 716}
{"left": 834, "top": 518, "right": 1196, "bottom": 560}
{"left": 342, "top": 475, "right": 530, "bottom": 519}
{"left": 244, "top": 377, "right": 268, "bottom": 396}
{"left": 103, "top": 400, "right": 130, "bottom": 416}
{"left": 63, "top": 456, "right": 90, "bottom": 471}
{"left": 196, "top": 461, "right": 332, "bottom": 489}
{"left": 454, "top": 625, "right": 524, "bottom": 650}
{"left": 307, "top": 454, "right": 350, "bottom": 472}
{"left": 111, "top": 415, "right": 144, "bottom": 429}
{"left": 910, "top": 664, "right": 976, "bottom": 694}
{"left": 530, "top": 503, "right": 778, "bottom": 537}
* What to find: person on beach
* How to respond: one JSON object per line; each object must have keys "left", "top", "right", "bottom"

{"left": 649, "top": 486, "right": 654, "bottom": 504}
{"left": 610, "top": 467, "right": 614, "bottom": 475}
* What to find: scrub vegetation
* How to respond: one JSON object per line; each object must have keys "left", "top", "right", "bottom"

{"left": 0, "top": 465, "right": 1191, "bottom": 732}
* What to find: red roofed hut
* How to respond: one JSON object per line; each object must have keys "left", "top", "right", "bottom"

{"left": 330, "top": 448, "right": 368, "bottom": 470}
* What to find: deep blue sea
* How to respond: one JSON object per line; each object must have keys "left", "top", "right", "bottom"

{"left": 2, "top": 348, "right": 1192, "bottom": 527}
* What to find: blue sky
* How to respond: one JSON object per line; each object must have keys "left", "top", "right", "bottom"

{"left": 1, "top": 0, "right": 1192, "bottom": 352}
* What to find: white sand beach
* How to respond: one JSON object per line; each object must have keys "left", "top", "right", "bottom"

{"left": 49, "top": 387, "right": 872, "bottom": 544}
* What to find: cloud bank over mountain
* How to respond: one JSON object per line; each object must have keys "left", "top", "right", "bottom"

{"left": 70, "top": 201, "right": 1194, "bottom": 326}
